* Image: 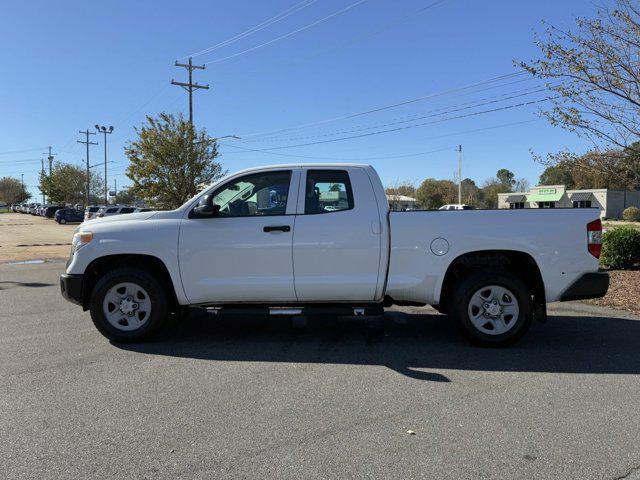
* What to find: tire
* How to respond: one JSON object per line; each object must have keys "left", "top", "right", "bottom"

{"left": 450, "top": 269, "right": 533, "bottom": 347}
{"left": 89, "top": 267, "right": 168, "bottom": 342}
{"left": 60, "top": 218, "right": 66, "bottom": 224}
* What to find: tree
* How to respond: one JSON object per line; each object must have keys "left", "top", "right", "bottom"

{"left": 479, "top": 178, "right": 511, "bottom": 209}
{"left": 125, "top": 112, "right": 224, "bottom": 209}
{"left": 537, "top": 147, "right": 640, "bottom": 189}
{"left": 519, "top": 0, "right": 640, "bottom": 180}
{"left": 514, "top": 178, "right": 530, "bottom": 193}
{"left": 460, "top": 178, "right": 480, "bottom": 205}
{"left": 496, "top": 168, "right": 516, "bottom": 191}
{"left": 39, "top": 162, "right": 104, "bottom": 205}
{"left": 114, "top": 188, "right": 139, "bottom": 205}
{"left": 0, "top": 176, "right": 31, "bottom": 204}
{"left": 415, "top": 178, "right": 457, "bottom": 209}
{"left": 539, "top": 163, "right": 575, "bottom": 188}
{"left": 386, "top": 181, "right": 417, "bottom": 198}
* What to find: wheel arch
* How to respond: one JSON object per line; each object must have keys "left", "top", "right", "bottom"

{"left": 436, "top": 250, "right": 545, "bottom": 314}
{"left": 82, "top": 254, "right": 178, "bottom": 311}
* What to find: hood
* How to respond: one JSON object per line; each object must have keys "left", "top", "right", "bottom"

{"left": 83, "top": 211, "right": 158, "bottom": 227}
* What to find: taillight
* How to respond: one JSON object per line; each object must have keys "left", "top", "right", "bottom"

{"left": 587, "top": 219, "right": 602, "bottom": 258}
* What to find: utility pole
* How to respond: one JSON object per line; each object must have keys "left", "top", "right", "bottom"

{"left": 114, "top": 178, "right": 117, "bottom": 201}
{"left": 171, "top": 57, "right": 209, "bottom": 125}
{"left": 45, "top": 146, "right": 55, "bottom": 174}
{"left": 457, "top": 145, "right": 462, "bottom": 205}
{"left": 78, "top": 130, "right": 98, "bottom": 206}
{"left": 40, "top": 158, "right": 45, "bottom": 204}
{"left": 21, "top": 174, "right": 24, "bottom": 190}
{"left": 95, "top": 125, "right": 114, "bottom": 205}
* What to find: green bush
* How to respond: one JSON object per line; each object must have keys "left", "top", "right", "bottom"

{"left": 622, "top": 206, "right": 640, "bottom": 222}
{"left": 600, "top": 227, "right": 640, "bottom": 269}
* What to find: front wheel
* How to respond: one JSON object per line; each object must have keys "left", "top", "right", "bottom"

{"left": 89, "top": 267, "right": 168, "bottom": 342}
{"left": 450, "top": 270, "right": 533, "bottom": 347}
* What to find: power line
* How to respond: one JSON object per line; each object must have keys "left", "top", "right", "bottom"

{"left": 221, "top": 118, "right": 540, "bottom": 157}
{"left": 0, "top": 147, "right": 48, "bottom": 156}
{"left": 243, "top": 85, "right": 551, "bottom": 144}
{"left": 240, "top": 96, "right": 555, "bottom": 151}
{"left": 236, "top": 72, "right": 527, "bottom": 139}
{"left": 221, "top": 0, "right": 449, "bottom": 82}
{"left": 203, "top": 0, "right": 369, "bottom": 65}
{"left": 219, "top": 142, "right": 455, "bottom": 161}
{"left": 185, "top": 0, "right": 318, "bottom": 59}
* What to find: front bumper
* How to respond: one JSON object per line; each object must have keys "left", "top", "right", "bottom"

{"left": 560, "top": 272, "right": 609, "bottom": 301}
{"left": 60, "top": 273, "right": 84, "bottom": 306}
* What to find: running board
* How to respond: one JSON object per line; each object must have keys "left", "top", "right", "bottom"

{"left": 197, "top": 304, "right": 384, "bottom": 317}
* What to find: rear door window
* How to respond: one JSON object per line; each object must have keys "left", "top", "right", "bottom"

{"left": 304, "top": 170, "right": 354, "bottom": 214}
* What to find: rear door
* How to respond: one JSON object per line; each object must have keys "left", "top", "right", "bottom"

{"left": 179, "top": 169, "right": 300, "bottom": 304}
{"left": 292, "top": 168, "right": 382, "bottom": 302}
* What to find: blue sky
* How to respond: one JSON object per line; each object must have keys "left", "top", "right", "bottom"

{"left": 0, "top": 0, "right": 605, "bottom": 200}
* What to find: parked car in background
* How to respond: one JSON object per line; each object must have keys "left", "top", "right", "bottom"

{"left": 438, "top": 204, "right": 476, "bottom": 211}
{"left": 84, "top": 206, "right": 102, "bottom": 221}
{"left": 29, "top": 204, "right": 42, "bottom": 215}
{"left": 133, "top": 207, "right": 153, "bottom": 213}
{"left": 45, "top": 205, "right": 64, "bottom": 218}
{"left": 96, "top": 205, "right": 136, "bottom": 218}
{"left": 55, "top": 208, "right": 84, "bottom": 224}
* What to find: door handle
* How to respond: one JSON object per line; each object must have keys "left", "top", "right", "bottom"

{"left": 263, "top": 225, "right": 291, "bottom": 232}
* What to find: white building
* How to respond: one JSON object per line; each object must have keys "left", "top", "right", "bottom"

{"left": 387, "top": 194, "right": 417, "bottom": 211}
{"left": 498, "top": 185, "right": 640, "bottom": 219}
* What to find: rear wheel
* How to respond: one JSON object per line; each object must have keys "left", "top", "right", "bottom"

{"left": 89, "top": 267, "right": 168, "bottom": 342}
{"left": 450, "top": 270, "right": 533, "bottom": 347}
{"left": 60, "top": 218, "right": 66, "bottom": 224}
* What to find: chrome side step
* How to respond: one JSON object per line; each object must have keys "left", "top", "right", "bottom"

{"left": 269, "top": 307, "right": 304, "bottom": 316}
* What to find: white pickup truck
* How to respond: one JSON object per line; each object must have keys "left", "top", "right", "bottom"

{"left": 61, "top": 164, "right": 608, "bottom": 346}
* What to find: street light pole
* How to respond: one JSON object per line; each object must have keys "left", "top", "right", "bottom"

{"left": 95, "top": 125, "right": 114, "bottom": 205}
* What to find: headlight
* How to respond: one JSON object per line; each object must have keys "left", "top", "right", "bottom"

{"left": 72, "top": 231, "right": 93, "bottom": 253}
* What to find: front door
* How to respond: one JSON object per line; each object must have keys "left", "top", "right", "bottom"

{"left": 179, "top": 169, "right": 298, "bottom": 304}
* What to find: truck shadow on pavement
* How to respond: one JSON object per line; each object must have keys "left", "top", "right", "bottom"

{"left": 117, "top": 310, "right": 640, "bottom": 382}
{"left": 0, "top": 281, "right": 54, "bottom": 290}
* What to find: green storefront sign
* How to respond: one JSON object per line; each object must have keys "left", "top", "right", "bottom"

{"left": 527, "top": 187, "right": 564, "bottom": 202}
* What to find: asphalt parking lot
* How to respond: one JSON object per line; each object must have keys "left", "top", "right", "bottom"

{"left": 2, "top": 261, "right": 640, "bottom": 480}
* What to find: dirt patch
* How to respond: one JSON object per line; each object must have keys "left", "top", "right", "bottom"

{"left": 0, "top": 213, "right": 76, "bottom": 262}
{"left": 584, "top": 270, "right": 640, "bottom": 315}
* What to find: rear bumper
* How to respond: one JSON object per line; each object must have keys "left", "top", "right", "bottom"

{"left": 60, "top": 273, "right": 84, "bottom": 306}
{"left": 560, "top": 272, "right": 609, "bottom": 301}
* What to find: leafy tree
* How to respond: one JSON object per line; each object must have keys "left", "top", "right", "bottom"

{"left": 460, "top": 178, "right": 479, "bottom": 205}
{"left": 536, "top": 147, "right": 639, "bottom": 189}
{"left": 385, "top": 181, "right": 417, "bottom": 198}
{"left": 479, "top": 178, "right": 511, "bottom": 209}
{"left": 539, "top": 163, "right": 575, "bottom": 188}
{"left": 114, "top": 187, "right": 139, "bottom": 205}
{"left": 519, "top": 0, "right": 640, "bottom": 167}
{"left": 0, "top": 176, "right": 31, "bottom": 204}
{"left": 496, "top": 168, "right": 516, "bottom": 191}
{"left": 125, "top": 112, "right": 224, "bottom": 209}
{"left": 415, "top": 178, "right": 457, "bottom": 209}
{"left": 39, "top": 162, "right": 104, "bottom": 204}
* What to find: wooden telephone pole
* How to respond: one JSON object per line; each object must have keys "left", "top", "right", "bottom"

{"left": 78, "top": 130, "right": 97, "bottom": 206}
{"left": 171, "top": 57, "right": 209, "bottom": 125}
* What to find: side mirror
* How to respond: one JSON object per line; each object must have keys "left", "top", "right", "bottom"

{"left": 190, "top": 194, "right": 220, "bottom": 218}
